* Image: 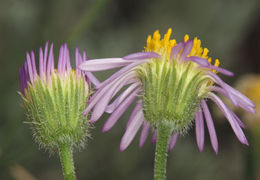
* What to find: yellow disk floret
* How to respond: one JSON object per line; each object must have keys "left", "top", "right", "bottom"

{"left": 145, "top": 28, "right": 220, "bottom": 73}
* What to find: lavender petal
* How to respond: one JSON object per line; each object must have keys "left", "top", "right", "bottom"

{"left": 208, "top": 93, "right": 249, "bottom": 145}
{"left": 106, "top": 83, "right": 140, "bottom": 113}
{"left": 195, "top": 108, "right": 205, "bottom": 152}
{"left": 208, "top": 65, "right": 234, "bottom": 76}
{"left": 201, "top": 100, "right": 218, "bottom": 154}
{"left": 180, "top": 40, "right": 193, "bottom": 60}
{"left": 79, "top": 58, "right": 140, "bottom": 72}
{"left": 102, "top": 88, "right": 139, "bottom": 132}
{"left": 169, "top": 133, "right": 178, "bottom": 151}
{"left": 185, "top": 56, "right": 209, "bottom": 67}
{"left": 123, "top": 52, "right": 160, "bottom": 60}
{"left": 120, "top": 111, "right": 144, "bottom": 151}
{"left": 139, "top": 121, "right": 150, "bottom": 148}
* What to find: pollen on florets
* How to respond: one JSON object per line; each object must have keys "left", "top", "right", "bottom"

{"left": 19, "top": 43, "right": 90, "bottom": 152}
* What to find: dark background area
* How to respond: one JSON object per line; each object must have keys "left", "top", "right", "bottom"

{"left": 0, "top": 0, "right": 260, "bottom": 179}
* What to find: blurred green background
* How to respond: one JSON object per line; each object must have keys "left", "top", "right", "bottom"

{"left": 1, "top": 0, "right": 260, "bottom": 179}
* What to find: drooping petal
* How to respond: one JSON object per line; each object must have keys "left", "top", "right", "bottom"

{"left": 79, "top": 58, "right": 141, "bottom": 72}
{"left": 151, "top": 131, "right": 157, "bottom": 143}
{"left": 139, "top": 121, "right": 151, "bottom": 148}
{"left": 195, "top": 108, "right": 205, "bottom": 152}
{"left": 169, "top": 133, "right": 178, "bottom": 151}
{"left": 96, "top": 60, "right": 148, "bottom": 89}
{"left": 85, "top": 72, "right": 100, "bottom": 87}
{"left": 208, "top": 72, "right": 239, "bottom": 106}
{"left": 185, "top": 56, "right": 209, "bottom": 67}
{"left": 208, "top": 93, "right": 249, "bottom": 145}
{"left": 102, "top": 88, "right": 140, "bottom": 132}
{"left": 230, "top": 110, "right": 246, "bottom": 129}
{"left": 201, "top": 100, "right": 218, "bottom": 154}
{"left": 87, "top": 71, "right": 136, "bottom": 119}
{"left": 120, "top": 110, "right": 144, "bottom": 151}
{"left": 106, "top": 83, "right": 140, "bottom": 113}
{"left": 208, "top": 65, "right": 234, "bottom": 76}
{"left": 210, "top": 86, "right": 255, "bottom": 113}
{"left": 123, "top": 52, "right": 160, "bottom": 60}
{"left": 126, "top": 100, "right": 142, "bottom": 129}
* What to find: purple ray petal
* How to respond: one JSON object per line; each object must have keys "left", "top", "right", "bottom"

{"left": 79, "top": 58, "right": 141, "bottom": 72}
{"left": 169, "top": 133, "right": 178, "bottom": 151}
{"left": 208, "top": 93, "right": 249, "bottom": 145}
{"left": 102, "top": 88, "right": 139, "bottom": 132}
{"left": 139, "top": 121, "right": 150, "bottom": 148}
{"left": 87, "top": 70, "right": 135, "bottom": 106}
{"left": 58, "top": 45, "right": 64, "bottom": 74}
{"left": 43, "top": 42, "right": 49, "bottom": 74}
{"left": 39, "top": 47, "right": 44, "bottom": 78}
{"left": 85, "top": 72, "right": 100, "bottom": 87}
{"left": 195, "top": 108, "right": 205, "bottom": 152}
{"left": 210, "top": 86, "right": 255, "bottom": 113}
{"left": 26, "top": 52, "right": 34, "bottom": 83}
{"left": 201, "top": 100, "right": 218, "bottom": 154}
{"left": 152, "top": 131, "right": 157, "bottom": 143}
{"left": 86, "top": 71, "right": 136, "bottom": 118}
{"left": 126, "top": 100, "right": 142, "bottom": 129}
{"left": 30, "top": 51, "right": 37, "bottom": 76}
{"left": 96, "top": 61, "right": 146, "bottom": 89}
{"left": 209, "top": 72, "right": 255, "bottom": 108}
{"left": 208, "top": 72, "right": 239, "bottom": 106}
{"left": 47, "top": 43, "right": 54, "bottom": 78}
{"left": 230, "top": 110, "right": 246, "bottom": 129}
{"left": 170, "top": 42, "right": 184, "bottom": 59}
{"left": 120, "top": 110, "right": 144, "bottom": 151}
{"left": 180, "top": 40, "right": 193, "bottom": 60}
{"left": 123, "top": 52, "right": 160, "bottom": 60}
{"left": 208, "top": 65, "right": 234, "bottom": 76}
{"left": 185, "top": 56, "right": 209, "bottom": 67}
{"left": 106, "top": 83, "right": 140, "bottom": 113}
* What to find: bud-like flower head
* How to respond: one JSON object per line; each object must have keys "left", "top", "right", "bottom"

{"left": 19, "top": 42, "right": 92, "bottom": 151}
{"left": 80, "top": 29, "right": 255, "bottom": 153}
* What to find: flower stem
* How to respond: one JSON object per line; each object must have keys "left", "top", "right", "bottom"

{"left": 59, "top": 144, "right": 76, "bottom": 180}
{"left": 154, "top": 123, "right": 173, "bottom": 180}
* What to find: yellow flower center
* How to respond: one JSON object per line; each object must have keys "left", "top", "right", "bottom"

{"left": 145, "top": 28, "right": 220, "bottom": 73}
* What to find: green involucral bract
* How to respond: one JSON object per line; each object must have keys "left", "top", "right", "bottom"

{"left": 136, "top": 56, "right": 211, "bottom": 133}
{"left": 21, "top": 71, "right": 89, "bottom": 151}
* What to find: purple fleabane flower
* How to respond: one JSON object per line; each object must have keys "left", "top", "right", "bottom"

{"left": 79, "top": 28, "right": 255, "bottom": 154}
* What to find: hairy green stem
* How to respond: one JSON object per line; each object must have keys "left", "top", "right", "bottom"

{"left": 59, "top": 144, "right": 76, "bottom": 180}
{"left": 154, "top": 123, "right": 173, "bottom": 180}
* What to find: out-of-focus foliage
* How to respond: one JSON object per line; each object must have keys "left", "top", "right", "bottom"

{"left": 0, "top": 0, "right": 260, "bottom": 179}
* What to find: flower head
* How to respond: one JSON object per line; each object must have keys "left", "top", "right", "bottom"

{"left": 19, "top": 42, "right": 95, "bottom": 151}
{"left": 80, "top": 28, "right": 255, "bottom": 153}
